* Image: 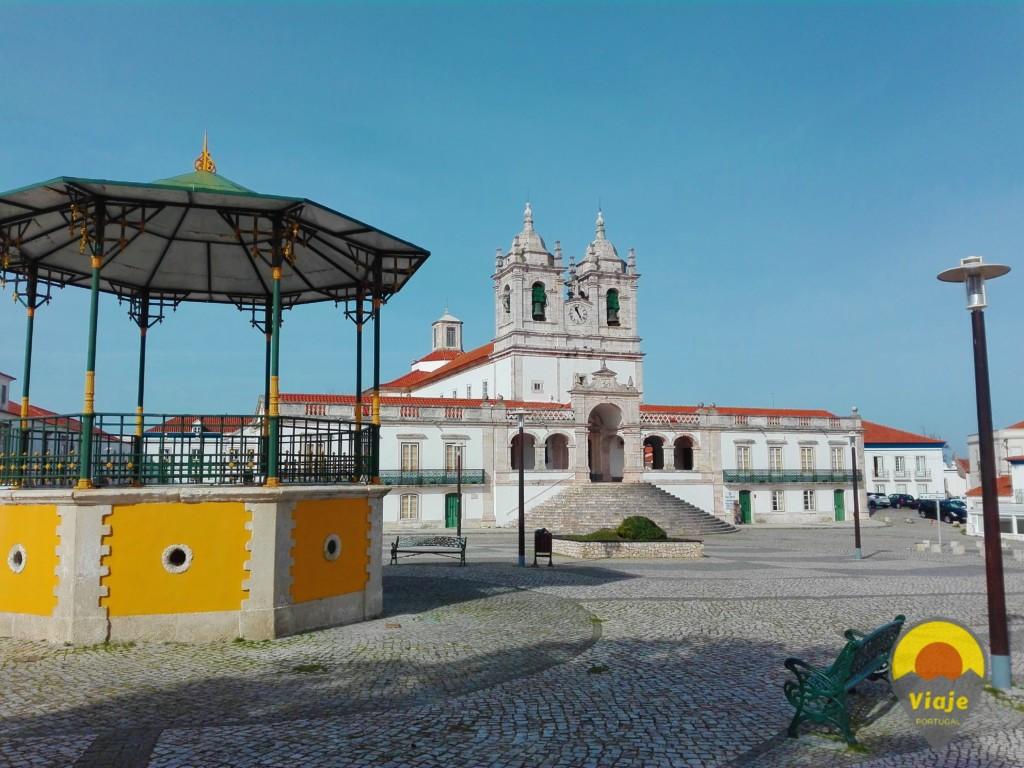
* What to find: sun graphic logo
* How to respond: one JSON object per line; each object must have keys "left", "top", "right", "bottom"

{"left": 891, "top": 618, "right": 986, "bottom": 749}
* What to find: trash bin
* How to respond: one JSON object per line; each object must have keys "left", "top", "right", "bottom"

{"left": 533, "top": 528, "right": 553, "bottom": 567}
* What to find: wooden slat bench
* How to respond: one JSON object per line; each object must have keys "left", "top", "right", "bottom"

{"left": 783, "top": 614, "right": 905, "bottom": 745}
{"left": 390, "top": 535, "right": 467, "bottom": 566}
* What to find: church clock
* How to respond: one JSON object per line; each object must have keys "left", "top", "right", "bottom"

{"left": 568, "top": 303, "right": 589, "bottom": 325}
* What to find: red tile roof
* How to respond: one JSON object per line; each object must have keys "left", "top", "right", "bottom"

{"left": 381, "top": 342, "right": 494, "bottom": 391}
{"left": 146, "top": 416, "right": 256, "bottom": 434}
{"left": 281, "top": 393, "right": 571, "bottom": 410}
{"left": 956, "top": 457, "right": 970, "bottom": 474}
{"left": 641, "top": 404, "right": 836, "bottom": 418}
{"left": 1006, "top": 456, "right": 1024, "bottom": 464}
{"left": 862, "top": 421, "right": 945, "bottom": 446}
{"left": 1007, "top": 420, "right": 1024, "bottom": 430}
{"left": 966, "top": 476, "right": 1013, "bottom": 497}
{"left": 415, "top": 349, "right": 463, "bottom": 363}
{"left": 2, "top": 401, "right": 118, "bottom": 440}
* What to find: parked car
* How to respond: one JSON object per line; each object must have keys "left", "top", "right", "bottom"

{"left": 918, "top": 499, "right": 966, "bottom": 524}
{"left": 868, "top": 493, "right": 891, "bottom": 509}
{"left": 889, "top": 493, "right": 917, "bottom": 509}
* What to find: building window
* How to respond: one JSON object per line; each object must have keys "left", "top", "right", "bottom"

{"left": 772, "top": 491, "right": 785, "bottom": 512}
{"left": 532, "top": 380, "right": 543, "bottom": 393}
{"left": 466, "top": 385, "right": 472, "bottom": 399}
{"left": 502, "top": 285, "right": 511, "bottom": 314}
{"left": 915, "top": 455, "right": 927, "bottom": 473}
{"left": 545, "top": 434, "right": 570, "bottom": 470}
{"left": 800, "top": 447, "right": 815, "bottom": 472}
{"left": 446, "top": 327, "right": 457, "bottom": 347}
{"left": 873, "top": 456, "right": 885, "bottom": 476}
{"left": 400, "top": 442, "right": 420, "bottom": 472}
{"left": 511, "top": 434, "right": 536, "bottom": 470}
{"left": 894, "top": 456, "right": 906, "bottom": 477}
{"left": 875, "top": 484, "right": 886, "bottom": 494}
{"left": 802, "top": 490, "right": 816, "bottom": 511}
{"left": 674, "top": 436, "right": 694, "bottom": 470}
{"left": 606, "top": 289, "right": 620, "bottom": 326}
{"left": 400, "top": 494, "right": 419, "bottom": 521}
{"left": 0, "top": 384, "right": 6, "bottom": 404}
{"left": 644, "top": 436, "right": 665, "bottom": 470}
{"left": 452, "top": 389, "right": 457, "bottom": 398}
{"left": 445, "top": 443, "right": 464, "bottom": 472}
{"left": 531, "top": 282, "right": 546, "bottom": 321}
{"left": 769, "top": 446, "right": 784, "bottom": 471}
{"left": 831, "top": 447, "right": 845, "bottom": 471}
{"left": 575, "top": 374, "right": 586, "bottom": 386}
{"left": 433, "top": 327, "right": 440, "bottom": 348}
{"left": 917, "top": 484, "right": 927, "bottom": 496}
{"left": 736, "top": 445, "right": 751, "bottom": 470}
{"left": 897, "top": 484, "right": 908, "bottom": 494}
{"left": 482, "top": 380, "right": 488, "bottom": 399}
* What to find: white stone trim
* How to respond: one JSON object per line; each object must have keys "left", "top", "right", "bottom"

{"left": 7, "top": 543, "right": 26, "bottom": 574}
{"left": 323, "top": 533, "right": 341, "bottom": 561}
{"left": 161, "top": 544, "right": 194, "bottom": 574}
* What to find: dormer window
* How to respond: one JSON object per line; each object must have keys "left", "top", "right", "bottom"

{"left": 606, "top": 289, "right": 620, "bottom": 326}
{"left": 446, "top": 327, "right": 457, "bottom": 347}
{"left": 531, "top": 282, "right": 547, "bottom": 321}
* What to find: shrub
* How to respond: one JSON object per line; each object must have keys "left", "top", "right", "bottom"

{"left": 575, "top": 528, "right": 621, "bottom": 542}
{"left": 616, "top": 516, "right": 667, "bottom": 541}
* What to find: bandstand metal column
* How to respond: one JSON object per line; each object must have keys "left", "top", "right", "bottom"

{"left": 371, "top": 261, "right": 382, "bottom": 484}
{"left": 78, "top": 201, "right": 106, "bottom": 489}
{"left": 266, "top": 217, "right": 284, "bottom": 487}
{"left": 18, "top": 265, "right": 40, "bottom": 443}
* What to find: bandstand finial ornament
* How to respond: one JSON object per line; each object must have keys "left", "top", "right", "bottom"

{"left": 194, "top": 131, "right": 217, "bottom": 174}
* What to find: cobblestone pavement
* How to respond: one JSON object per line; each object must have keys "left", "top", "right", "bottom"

{"left": 2, "top": 521, "right": 1023, "bottom": 767}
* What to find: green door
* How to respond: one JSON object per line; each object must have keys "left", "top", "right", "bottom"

{"left": 834, "top": 490, "right": 845, "bottom": 522}
{"left": 444, "top": 493, "right": 460, "bottom": 528}
{"left": 739, "top": 491, "right": 752, "bottom": 524}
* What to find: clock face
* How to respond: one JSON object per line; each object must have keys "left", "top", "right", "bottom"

{"left": 569, "top": 304, "right": 589, "bottom": 324}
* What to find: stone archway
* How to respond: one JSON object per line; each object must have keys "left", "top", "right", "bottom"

{"left": 588, "top": 403, "right": 623, "bottom": 482}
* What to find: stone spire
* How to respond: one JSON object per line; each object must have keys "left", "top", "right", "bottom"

{"left": 523, "top": 201, "right": 534, "bottom": 232}
{"left": 595, "top": 209, "right": 605, "bottom": 240}
{"left": 627, "top": 247, "right": 636, "bottom": 274}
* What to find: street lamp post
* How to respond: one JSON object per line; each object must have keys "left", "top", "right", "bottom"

{"left": 849, "top": 430, "right": 862, "bottom": 560}
{"left": 516, "top": 412, "right": 526, "bottom": 567}
{"left": 938, "top": 255, "right": 1012, "bottom": 690}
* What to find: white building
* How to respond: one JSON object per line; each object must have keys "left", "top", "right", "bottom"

{"left": 966, "top": 457, "right": 1024, "bottom": 540}
{"left": 862, "top": 421, "right": 947, "bottom": 499}
{"left": 281, "top": 205, "right": 867, "bottom": 531}
{"left": 967, "top": 420, "right": 1024, "bottom": 490}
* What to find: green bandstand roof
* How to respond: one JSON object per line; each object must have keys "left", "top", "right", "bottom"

{"left": 0, "top": 138, "right": 430, "bottom": 306}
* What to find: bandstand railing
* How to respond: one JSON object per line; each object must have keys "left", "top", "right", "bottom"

{"left": 0, "top": 413, "right": 375, "bottom": 488}
{"left": 378, "top": 469, "right": 486, "bottom": 486}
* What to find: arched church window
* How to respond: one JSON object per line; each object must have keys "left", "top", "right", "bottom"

{"left": 531, "top": 283, "right": 546, "bottom": 321}
{"left": 607, "top": 289, "right": 620, "bottom": 326}
{"left": 674, "top": 436, "right": 694, "bottom": 471}
{"left": 511, "top": 434, "right": 536, "bottom": 470}
{"left": 502, "top": 285, "right": 511, "bottom": 314}
{"left": 643, "top": 436, "right": 664, "bottom": 470}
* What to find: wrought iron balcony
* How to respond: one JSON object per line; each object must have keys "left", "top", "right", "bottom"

{"left": 915, "top": 470, "right": 931, "bottom": 480}
{"left": 723, "top": 469, "right": 863, "bottom": 484}
{"left": 0, "top": 413, "right": 375, "bottom": 488}
{"left": 379, "top": 469, "right": 486, "bottom": 486}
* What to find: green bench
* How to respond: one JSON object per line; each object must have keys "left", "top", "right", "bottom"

{"left": 783, "top": 614, "right": 906, "bottom": 745}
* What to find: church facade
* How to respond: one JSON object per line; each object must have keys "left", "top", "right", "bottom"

{"left": 281, "top": 205, "right": 866, "bottom": 529}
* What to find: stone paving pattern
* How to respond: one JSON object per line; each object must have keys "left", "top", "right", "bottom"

{"left": 2, "top": 521, "right": 1023, "bottom": 767}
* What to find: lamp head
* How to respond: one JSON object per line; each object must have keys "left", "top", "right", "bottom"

{"left": 937, "top": 255, "right": 1011, "bottom": 311}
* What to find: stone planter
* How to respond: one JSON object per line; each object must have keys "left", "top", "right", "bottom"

{"left": 551, "top": 537, "right": 703, "bottom": 560}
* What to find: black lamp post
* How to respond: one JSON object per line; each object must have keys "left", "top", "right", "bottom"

{"left": 516, "top": 411, "right": 526, "bottom": 567}
{"left": 849, "top": 429, "right": 862, "bottom": 560}
{"left": 938, "top": 255, "right": 1012, "bottom": 690}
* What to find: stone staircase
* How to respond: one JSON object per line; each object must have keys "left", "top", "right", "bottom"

{"left": 526, "top": 482, "right": 737, "bottom": 538}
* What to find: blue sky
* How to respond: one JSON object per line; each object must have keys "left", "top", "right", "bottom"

{"left": 0, "top": 2, "right": 1021, "bottom": 453}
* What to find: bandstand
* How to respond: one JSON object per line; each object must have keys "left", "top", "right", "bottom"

{"left": 0, "top": 138, "right": 429, "bottom": 643}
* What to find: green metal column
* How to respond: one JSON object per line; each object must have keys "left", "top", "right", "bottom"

{"left": 77, "top": 201, "right": 105, "bottom": 489}
{"left": 133, "top": 291, "right": 149, "bottom": 484}
{"left": 265, "top": 217, "right": 283, "bottom": 487}
{"left": 17, "top": 266, "right": 38, "bottom": 467}
{"left": 354, "top": 287, "right": 364, "bottom": 479}
{"left": 371, "top": 260, "right": 382, "bottom": 483}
